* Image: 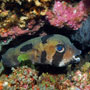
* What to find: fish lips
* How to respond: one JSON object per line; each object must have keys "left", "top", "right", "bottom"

{"left": 71, "top": 50, "right": 82, "bottom": 64}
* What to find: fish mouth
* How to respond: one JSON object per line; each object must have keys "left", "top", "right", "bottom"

{"left": 71, "top": 49, "right": 81, "bottom": 63}
{"left": 72, "top": 55, "right": 81, "bottom": 63}
{"left": 59, "top": 54, "right": 81, "bottom": 67}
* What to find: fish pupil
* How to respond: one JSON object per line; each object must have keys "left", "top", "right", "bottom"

{"left": 57, "top": 45, "right": 63, "bottom": 51}
{"left": 57, "top": 47, "right": 62, "bottom": 51}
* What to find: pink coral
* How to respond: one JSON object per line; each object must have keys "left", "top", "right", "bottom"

{"left": 27, "top": 19, "right": 45, "bottom": 33}
{"left": 0, "top": 19, "right": 44, "bottom": 38}
{"left": 46, "top": 0, "right": 87, "bottom": 30}
{"left": 1, "top": 26, "right": 30, "bottom": 38}
{"left": 84, "top": 85, "right": 90, "bottom": 90}
{"left": 72, "top": 70, "right": 90, "bottom": 90}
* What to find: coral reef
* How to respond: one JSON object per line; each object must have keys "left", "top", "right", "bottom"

{"left": 0, "top": 61, "right": 90, "bottom": 90}
{"left": 0, "top": 26, "right": 30, "bottom": 38}
{"left": 27, "top": 19, "right": 45, "bottom": 34}
{"left": 0, "top": 0, "right": 52, "bottom": 49}
{"left": 0, "top": 19, "right": 44, "bottom": 52}
{"left": 0, "top": 0, "right": 52, "bottom": 17}
{"left": 46, "top": 0, "right": 88, "bottom": 30}
{"left": 0, "top": 0, "right": 52, "bottom": 29}
{"left": 0, "top": 0, "right": 90, "bottom": 52}
{"left": 0, "top": 66, "right": 38, "bottom": 90}
{"left": 0, "top": 0, "right": 50, "bottom": 51}
{"left": 0, "top": 19, "right": 44, "bottom": 38}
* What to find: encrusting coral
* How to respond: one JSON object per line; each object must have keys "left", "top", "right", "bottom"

{"left": 0, "top": 66, "right": 38, "bottom": 90}
{"left": 0, "top": 0, "right": 51, "bottom": 37}
{"left": 46, "top": 0, "right": 88, "bottom": 30}
{"left": 0, "top": 0, "right": 89, "bottom": 52}
{"left": 0, "top": 62, "right": 90, "bottom": 90}
{"left": 0, "top": 0, "right": 51, "bottom": 51}
{"left": 0, "top": 0, "right": 52, "bottom": 36}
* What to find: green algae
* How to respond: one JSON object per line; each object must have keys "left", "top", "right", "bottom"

{"left": 17, "top": 53, "right": 30, "bottom": 62}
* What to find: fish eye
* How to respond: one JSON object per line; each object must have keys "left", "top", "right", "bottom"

{"left": 56, "top": 44, "right": 65, "bottom": 53}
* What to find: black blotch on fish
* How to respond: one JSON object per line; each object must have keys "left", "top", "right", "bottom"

{"left": 52, "top": 52, "right": 64, "bottom": 66}
{"left": 41, "top": 51, "right": 47, "bottom": 63}
{"left": 20, "top": 44, "right": 33, "bottom": 52}
{"left": 41, "top": 35, "right": 54, "bottom": 44}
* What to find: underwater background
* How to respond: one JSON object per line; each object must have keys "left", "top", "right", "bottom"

{"left": 0, "top": 0, "right": 90, "bottom": 90}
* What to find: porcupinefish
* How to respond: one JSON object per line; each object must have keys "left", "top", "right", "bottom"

{"left": 1, "top": 34, "right": 81, "bottom": 67}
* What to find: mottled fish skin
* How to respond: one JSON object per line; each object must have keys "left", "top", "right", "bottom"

{"left": 1, "top": 34, "right": 81, "bottom": 67}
